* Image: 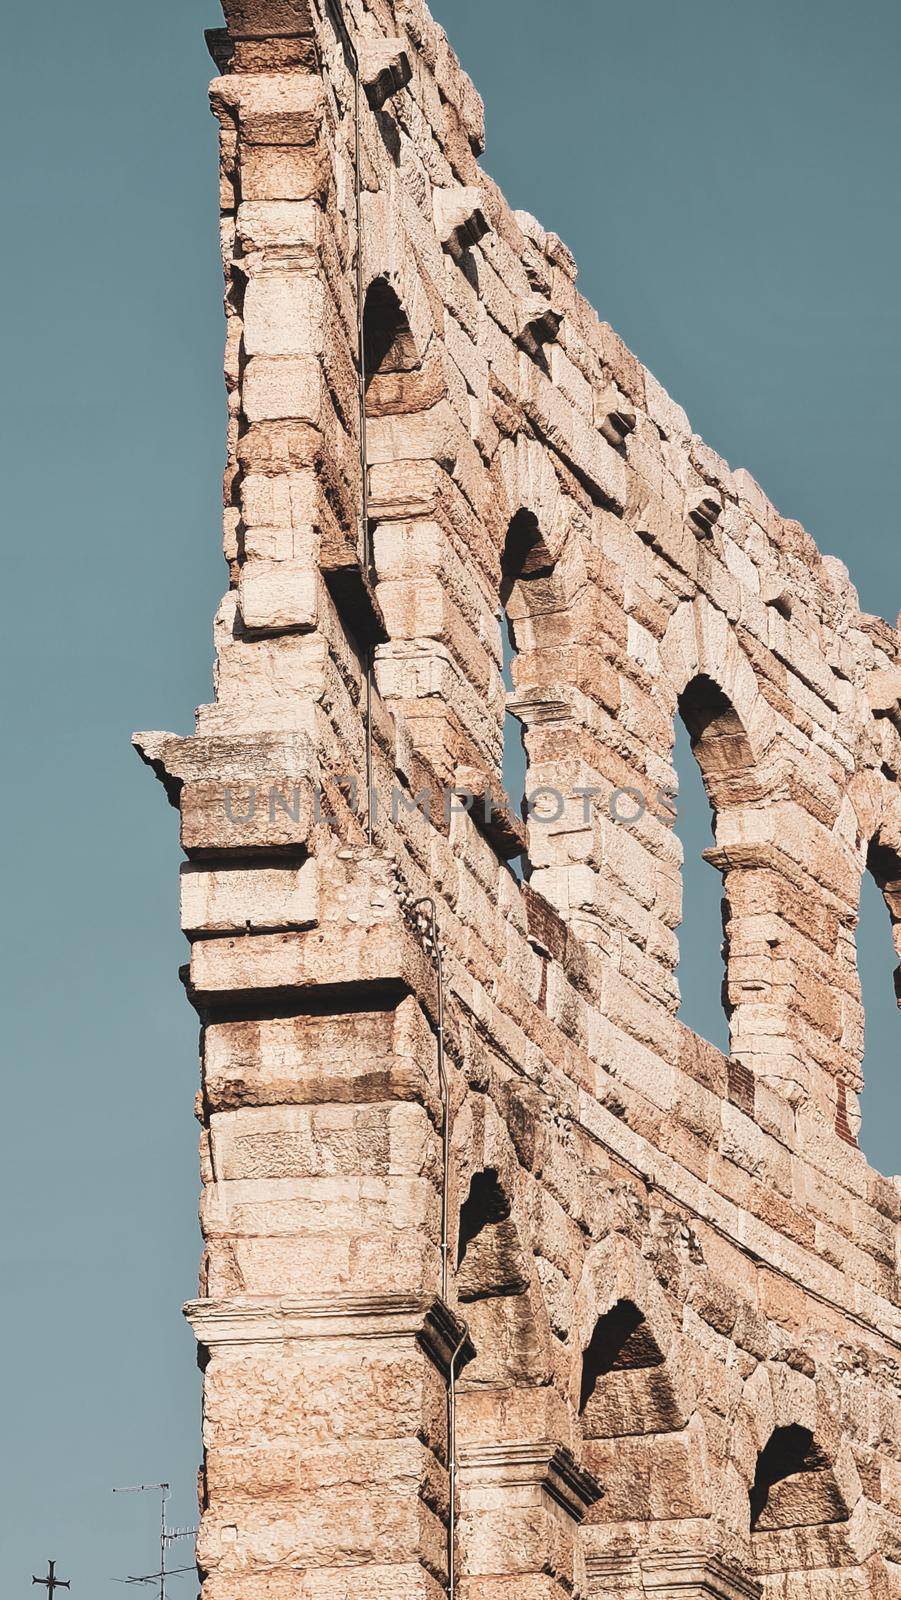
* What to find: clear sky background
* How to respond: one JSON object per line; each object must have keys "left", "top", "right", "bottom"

{"left": 1, "top": 0, "right": 899, "bottom": 1591}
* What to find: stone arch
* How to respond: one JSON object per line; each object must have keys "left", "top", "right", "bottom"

{"left": 498, "top": 506, "right": 573, "bottom": 856}
{"left": 573, "top": 1237, "right": 694, "bottom": 1439}
{"left": 848, "top": 783, "right": 901, "bottom": 982}
{"left": 451, "top": 1096, "right": 601, "bottom": 1600}
{"left": 362, "top": 272, "right": 505, "bottom": 785}
{"left": 750, "top": 1424, "right": 850, "bottom": 1533}
{"left": 456, "top": 1165, "right": 530, "bottom": 1300}
{"left": 658, "top": 597, "right": 779, "bottom": 771}
{"left": 658, "top": 599, "right": 825, "bottom": 1094}
{"left": 573, "top": 1238, "right": 711, "bottom": 1565}
{"left": 578, "top": 1297, "right": 672, "bottom": 1437}
{"left": 672, "top": 671, "right": 762, "bottom": 1052}
{"left": 728, "top": 1359, "right": 877, "bottom": 1593}
{"left": 450, "top": 1098, "right": 554, "bottom": 1391}
{"left": 679, "top": 672, "right": 763, "bottom": 814}
{"left": 494, "top": 446, "right": 623, "bottom": 923}
{"left": 836, "top": 783, "right": 901, "bottom": 1155}
{"left": 362, "top": 275, "right": 443, "bottom": 420}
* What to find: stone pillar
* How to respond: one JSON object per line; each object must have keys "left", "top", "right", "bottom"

{"left": 138, "top": 804, "right": 469, "bottom": 1600}
{"left": 187, "top": 1294, "right": 464, "bottom": 1600}
{"left": 458, "top": 1441, "right": 600, "bottom": 1600}
{"left": 456, "top": 1386, "right": 600, "bottom": 1600}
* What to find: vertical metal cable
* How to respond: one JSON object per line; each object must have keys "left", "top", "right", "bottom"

{"left": 411, "top": 898, "right": 450, "bottom": 1299}
{"left": 446, "top": 1328, "right": 467, "bottom": 1600}
{"left": 411, "top": 896, "right": 462, "bottom": 1600}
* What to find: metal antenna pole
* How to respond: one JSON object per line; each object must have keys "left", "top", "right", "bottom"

{"left": 159, "top": 1486, "right": 167, "bottom": 1600}
{"left": 112, "top": 1481, "right": 195, "bottom": 1600}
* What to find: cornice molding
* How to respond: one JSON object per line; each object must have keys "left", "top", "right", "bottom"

{"left": 459, "top": 1440, "right": 602, "bottom": 1523}
{"left": 184, "top": 1292, "right": 473, "bottom": 1376}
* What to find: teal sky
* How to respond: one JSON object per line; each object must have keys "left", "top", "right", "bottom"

{"left": 2, "top": 0, "right": 898, "bottom": 1592}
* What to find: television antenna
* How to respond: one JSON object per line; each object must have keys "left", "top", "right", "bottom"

{"left": 112, "top": 1482, "right": 197, "bottom": 1600}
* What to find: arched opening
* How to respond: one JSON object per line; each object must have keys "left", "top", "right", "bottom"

{"left": 499, "top": 511, "right": 559, "bottom": 878}
{"left": 855, "top": 839, "right": 901, "bottom": 1174}
{"left": 324, "top": 282, "right": 427, "bottom": 652}
{"left": 671, "top": 679, "right": 731, "bottom": 1053}
{"left": 365, "top": 277, "right": 494, "bottom": 792}
{"left": 578, "top": 1297, "right": 698, "bottom": 1544}
{"left": 671, "top": 674, "right": 763, "bottom": 1055}
{"left": 453, "top": 1167, "right": 545, "bottom": 1386}
{"left": 579, "top": 1300, "right": 679, "bottom": 1439}
{"left": 499, "top": 601, "right": 526, "bottom": 839}
{"left": 362, "top": 278, "right": 423, "bottom": 416}
{"left": 457, "top": 1167, "right": 529, "bottom": 1298}
{"left": 750, "top": 1425, "right": 848, "bottom": 1533}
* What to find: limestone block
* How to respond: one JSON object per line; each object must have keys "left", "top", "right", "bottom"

{"left": 236, "top": 198, "right": 320, "bottom": 252}
{"left": 188, "top": 921, "right": 436, "bottom": 1020}
{"left": 208, "top": 1100, "right": 437, "bottom": 1182}
{"left": 522, "top": 361, "right": 628, "bottom": 511}
{"left": 202, "top": 998, "right": 439, "bottom": 1115}
{"left": 237, "top": 560, "right": 320, "bottom": 633}
{"left": 218, "top": 0, "right": 316, "bottom": 38}
{"left": 243, "top": 355, "right": 333, "bottom": 425}
{"left": 204, "top": 1226, "right": 438, "bottom": 1299}
{"left": 868, "top": 667, "right": 901, "bottom": 716}
{"left": 180, "top": 858, "right": 318, "bottom": 934}
{"left": 243, "top": 273, "right": 334, "bottom": 358}
{"left": 180, "top": 776, "right": 317, "bottom": 855}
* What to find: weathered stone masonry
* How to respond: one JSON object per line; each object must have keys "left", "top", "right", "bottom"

{"left": 136, "top": 1, "right": 901, "bottom": 1596}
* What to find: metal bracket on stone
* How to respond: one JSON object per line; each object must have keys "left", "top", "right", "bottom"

{"left": 434, "top": 185, "right": 490, "bottom": 259}
{"left": 416, "top": 1298, "right": 475, "bottom": 1378}
{"left": 360, "top": 37, "right": 412, "bottom": 110}
{"left": 687, "top": 493, "right": 723, "bottom": 539}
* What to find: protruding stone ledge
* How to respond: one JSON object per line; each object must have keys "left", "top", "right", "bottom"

{"left": 185, "top": 914, "right": 438, "bottom": 1024}
{"left": 133, "top": 729, "right": 317, "bottom": 806}
{"left": 434, "top": 185, "right": 490, "bottom": 257}
{"left": 687, "top": 493, "right": 723, "bottom": 539}
{"left": 133, "top": 729, "right": 319, "bottom": 856}
{"left": 459, "top": 1441, "right": 601, "bottom": 1523}
{"left": 642, "top": 1555, "right": 761, "bottom": 1599}
{"left": 184, "top": 1291, "right": 472, "bottom": 1369}
{"left": 360, "top": 37, "right": 413, "bottom": 110}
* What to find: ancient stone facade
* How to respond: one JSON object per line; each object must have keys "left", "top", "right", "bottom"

{"left": 136, "top": 1, "right": 901, "bottom": 1596}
